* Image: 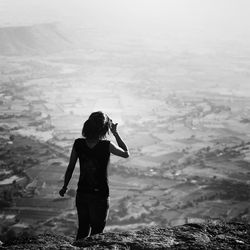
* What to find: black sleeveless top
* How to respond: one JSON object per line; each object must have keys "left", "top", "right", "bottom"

{"left": 73, "top": 138, "right": 110, "bottom": 197}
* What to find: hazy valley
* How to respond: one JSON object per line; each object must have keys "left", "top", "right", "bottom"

{"left": 0, "top": 20, "right": 250, "bottom": 241}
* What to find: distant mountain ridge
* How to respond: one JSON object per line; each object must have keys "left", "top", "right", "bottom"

{"left": 0, "top": 23, "right": 73, "bottom": 56}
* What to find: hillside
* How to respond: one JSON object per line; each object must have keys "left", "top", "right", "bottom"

{"left": 1, "top": 221, "right": 249, "bottom": 250}
{"left": 0, "top": 23, "right": 73, "bottom": 55}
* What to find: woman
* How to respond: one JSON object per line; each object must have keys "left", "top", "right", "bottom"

{"left": 59, "top": 111, "right": 129, "bottom": 240}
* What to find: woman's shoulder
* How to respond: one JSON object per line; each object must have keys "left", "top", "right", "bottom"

{"left": 74, "top": 138, "right": 85, "bottom": 147}
{"left": 75, "top": 137, "right": 85, "bottom": 142}
{"left": 101, "top": 139, "right": 110, "bottom": 144}
{"left": 100, "top": 139, "right": 110, "bottom": 148}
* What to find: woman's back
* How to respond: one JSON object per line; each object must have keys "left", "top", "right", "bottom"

{"left": 74, "top": 138, "right": 110, "bottom": 197}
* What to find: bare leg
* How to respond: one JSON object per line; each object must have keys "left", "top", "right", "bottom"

{"left": 89, "top": 196, "right": 109, "bottom": 235}
{"left": 76, "top": 196, "right": 91, "bottom": 240}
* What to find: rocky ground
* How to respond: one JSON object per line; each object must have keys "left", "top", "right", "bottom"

{"left": 1, "top": 220, "right": 249, "bottom": 250}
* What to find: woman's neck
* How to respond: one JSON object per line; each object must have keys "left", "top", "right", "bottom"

{"left": 86, "top": 138, "right": 99, "bottom": 143}
{"left": 85, "top": 138, "right": 100, "bottom": 149}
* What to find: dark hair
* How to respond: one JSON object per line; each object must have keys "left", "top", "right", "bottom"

{"left": 82, "top": 111, "right": 112, "bottom": 139}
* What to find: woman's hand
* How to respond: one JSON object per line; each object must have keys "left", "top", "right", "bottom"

{"left": 110, "top": 123, "right": 118, "bottom": 135}
{"left": 59, "top": 186, "right": 67, "bottom": 197}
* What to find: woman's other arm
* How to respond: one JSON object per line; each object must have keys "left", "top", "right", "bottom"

{"left": 59, "top": 145, "right": 78, "bottom": 197}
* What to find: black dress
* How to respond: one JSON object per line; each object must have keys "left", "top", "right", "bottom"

{"left": 73, "top": 138, "right": 110, "bottom": 239}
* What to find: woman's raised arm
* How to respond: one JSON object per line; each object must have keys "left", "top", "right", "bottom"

{"left": 110, "top": 123, "right": 130, "bottom": 158}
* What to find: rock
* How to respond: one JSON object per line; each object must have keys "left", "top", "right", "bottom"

{"left": 1, "top": 221, "right": 250, "bottom": 250}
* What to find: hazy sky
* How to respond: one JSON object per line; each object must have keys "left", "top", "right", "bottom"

{"left": 1, "top": 0, "right": 250, "bottom": 43}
